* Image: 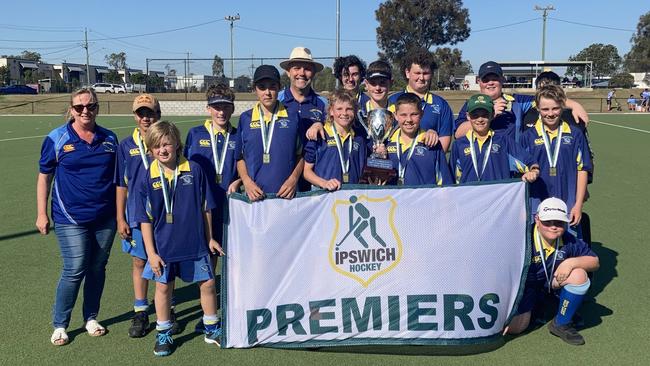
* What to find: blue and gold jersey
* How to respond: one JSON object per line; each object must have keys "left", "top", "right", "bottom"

{"left": 526, "top": 225, "right": 596, "bottom": 285}
{"left": 304, "top": 123, "right": 367, "bottom": 184}
{"left": 278, "top": 87, "right": 327, "bottom": 131}
{"left": 521, "top": 120, "right": 592, "bottom": 213}
{"left": 386, "top": 129, "right": 452, "bottom": 186}
{"left": 450, "top": 129, "right": 535, "bottom": 184}
{"left": 237, "top": 101, "right": 303, "bottom": 194}
{"left": 117, "top": 129, "right": 150, "bottom": 228}
{"left": 134, "top": 157, "right": 216, "bottom": 263}
{"left": 39, "top": 120, "right": 118, "bottom": 224}
{"left": 455, "top": 93, "right": 534, "bottom": 143}
{"left": 387, "top": 87, "right": 453, "bottom": 137}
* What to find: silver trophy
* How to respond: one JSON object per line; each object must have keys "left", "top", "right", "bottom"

{"left": 360, "top": 108, "right": 396, "bottom": 183}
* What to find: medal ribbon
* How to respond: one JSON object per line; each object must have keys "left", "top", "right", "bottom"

{"left": 540, "top": 122, "right": 563, "bottom": 172}
{"left": 469, "top": 131, "right": 493, "bottom": 181}
{"left": 208, "top": 123, "right": 230, "bottom": 178}
{"left": 157, "top": 160, "right": 178, "bottom": 217}
{"left": 135, "top": 129, "right": 149, "bottom": 170}
{"left": 258, "top": 103, "right": 279, "bottom": 157}
{"left": 535, "top": 229, "right": 560, "bottom": 292}
{"left": 396, "top": 130, "right": 418, "bottom": 181}
{"left": 332, "top": 127, "right": 353, "bottom": 179}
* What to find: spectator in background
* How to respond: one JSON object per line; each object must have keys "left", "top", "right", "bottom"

{"left": 606, "top": 89, "right": 615, "bottom": 111}
{"left": 627, "top": 94, "right": 636, "bottom": 111}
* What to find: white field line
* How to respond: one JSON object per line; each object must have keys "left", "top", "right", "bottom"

{"left": 590, "top": 119, "right": 650, "bottom": 134}
{"left": 0, "top": 118, "right": 204, "bottom": 142}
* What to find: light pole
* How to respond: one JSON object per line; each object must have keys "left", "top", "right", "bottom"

{"left": 534, "top": 5, "right": 555, "bottom": 61}
{"left": 225, "top": 14, "right": 240, "bottom": 82}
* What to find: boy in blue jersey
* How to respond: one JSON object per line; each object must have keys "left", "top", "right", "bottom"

{"left": 237, "top": 65, "right": 304, "bottom": 201}
{"left": 521, "top": 85, "right": 591, "bottom": 231}
{"left": 303, "top": 90, "right": 367, "bottom": 190}
{"left": 386, "top": 93, "right": 452, "bottom": 186}
{"left": 387, "top": 49, "right": 454, "bottom": 152}
{"left": 505, "top": 198, "right": 599, "bottom": 345}
{"left": 450, "top": 94, "right": 540, "bottom": 184}
{"left": 454, "top": 61, "right": 589, "bottom": 144}
{"left": 117, "top": 94, "right": 182, "bottom": 338}
{"left": 135, "top": 121, "right": 224, "bottom": 356}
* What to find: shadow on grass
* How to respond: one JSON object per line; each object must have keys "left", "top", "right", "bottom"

{"left": 314, "top": 339, "right": 505, "bottom": 356}
{"left": 0, "top": 229, "right": 40, "bottom": 241}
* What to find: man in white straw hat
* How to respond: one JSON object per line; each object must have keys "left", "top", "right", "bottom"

{"left": 504, "top": 197, "right": 599, "bottom": 346}
{"left": 278, "top": 46, "right": 328, "bottom": 191}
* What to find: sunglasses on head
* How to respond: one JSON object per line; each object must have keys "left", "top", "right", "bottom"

{"left": 71, "top": 103, "right": 99, "bottom": 113}
{"left": 540, "top": 219, "right": 565, "bottom": 227}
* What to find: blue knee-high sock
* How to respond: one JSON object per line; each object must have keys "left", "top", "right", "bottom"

{"left": 203, "top": 314, "right": 218, "bottom": 333}
{"left": 556, "top": 279, "right": 590, "bottom": 326}
{"left": 134, "top": 299, "right": 148, "bottom": 312}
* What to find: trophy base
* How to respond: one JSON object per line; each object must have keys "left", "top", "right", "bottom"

{"left": 360, "top": 158, "right": 396, "bottom": 184}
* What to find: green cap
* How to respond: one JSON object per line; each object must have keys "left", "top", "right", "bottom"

{"left": 467, "top": 94, "right": 494, "bottom": 115}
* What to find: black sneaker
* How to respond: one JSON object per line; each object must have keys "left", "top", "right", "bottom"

{"left": 169, "top": 309, "right": 181, "bottom": 335}
{"left": 153, "top": 329, "right": 174, "bottom": 357}
{"left": 548, "top": 318, "right": 585, "bottom": 345}
{"left": 128, "top": 311, "right": 149, "bottom": 338}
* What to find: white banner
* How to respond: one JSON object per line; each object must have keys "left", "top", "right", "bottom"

{"left": 223, "top": 181, "right": 529, "bottom": 348}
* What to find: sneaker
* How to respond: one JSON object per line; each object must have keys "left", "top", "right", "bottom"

{"left": 204, "top": 322, "right": 222, "bottom": 347}
{"left": 194, "top": 319, "right": 205, "bottom": 334}
{"left": 548, "top": 318, "right": 585, "bottom": 345}
{"left": 128, "top": 311, "right": 149, "bottom": 338}
{"left": 153, "top": 329, "right": 174, "bottom": 357}
{"left": 169, "top": 309, "right": 181, "bottom": 335}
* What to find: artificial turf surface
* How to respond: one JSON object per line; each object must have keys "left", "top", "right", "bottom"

{"left": 0, "top": 113, "right": 648, "bottom": 365}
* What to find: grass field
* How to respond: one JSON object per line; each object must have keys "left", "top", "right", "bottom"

{"left": 0, "top": 114, "right": 648, "bottom": 365}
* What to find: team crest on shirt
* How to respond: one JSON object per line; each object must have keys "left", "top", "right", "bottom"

{"left": 199, "top": 139, "right": 211, "bottom": 147}
{"left": 329, "top": 194, "right": 403, "bottom": 287}
{"left": 414, "top": 146, "right": 427, "bottom": 156}
{"left": 310, "top": 109, "right": 323, "bottom": 122}
{"left": 463, "top": 147, "right": 471, "bottom": 156}
{"left": 63, "top": 144, "right": 75, "bottom": 152}
{"left": 491, "top": 144, "right": 501, "bottom": 153}
{"left": 534, "top": 138, "right": 545, "bottom": 146}
{"left": 556, "top": 250, "right": 566, "bottom": 260}
{"left": 228, "top": 141, "right": 236, "bottom": 149}
{"left": 129, "top": 148, "right": 141, "bottom": 156}
{"left": 250, "top": 121, "right": 262, "bottom": 129}
{"left": 562, "top": 135, "right": 573, "bottom": 145}
{"left": 179, "top": 174, "right": 194, "bottom": 186}
{"left": 431, "top": 104, "right": 441, "bottom": 114}
{"left": 352, "top": 141, "right": 360, "bottom": 151}
{"left": 102, "top": 141, "right": 115, "bottom": 152}
{"left": 152, "top": 180, "right": 162, "bottom": 190}
{"left": 277, "top": 119, "right": 289, "bottom": 128}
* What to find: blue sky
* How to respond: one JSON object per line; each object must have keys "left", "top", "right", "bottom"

{"left": 1, "top": 0, "right": 646, "bottom": 76}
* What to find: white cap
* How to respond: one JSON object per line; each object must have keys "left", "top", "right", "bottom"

{"left": 537, "top": 197, "right": 570, "bottom": 223}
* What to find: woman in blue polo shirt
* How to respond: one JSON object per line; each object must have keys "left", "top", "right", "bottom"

{"left": 36, "top": 88, "right": 118, "bottom": 346}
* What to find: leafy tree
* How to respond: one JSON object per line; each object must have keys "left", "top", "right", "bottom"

{"left": 280, "top": 73, "right": 290, "bottom": 89}
{"left": 104, "top": 52, "right": 127, "bottom": 70}
{"left": 432, "top": 47, "right": 472, "bottom": 88}
{"left": 104, "top": 70, "right": 123, "bottom": 83}
{"left": 313, "top": 66, "right": 336, "bottom": 92}
{"left": 375, "top": 0, "right": 470, "bottom": 63}
{"left": 624, "top": 11, "right": 650, "bottom": 72}
{"left": 0, "top": 66, "right": 9, "bottom": 86}
{"left": 212, "top": 55, "right": 224, "bottom": 77}
{"left": 19, "top": 50, "right": 42, "bottom": 62}
{"left": 567, "top": 43, "right": 622, "bottom": 78}
{"left": 130, "top": 73, "right": 147, "bottom": 84}
{"left": 609, "top": 73, "right": 635, "bottom": 88}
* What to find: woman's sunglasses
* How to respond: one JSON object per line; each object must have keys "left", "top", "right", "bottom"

{"left": 71, "top": 103, "right": 99, "bottom": 113}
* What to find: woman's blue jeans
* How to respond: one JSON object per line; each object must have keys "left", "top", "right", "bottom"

{"left": 52, "top": 217, "right": 116, "bottom": 329}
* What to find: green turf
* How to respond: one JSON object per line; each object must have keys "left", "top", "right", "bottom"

{"left": 0, "top": 114, "right": 648, "bottom": 364}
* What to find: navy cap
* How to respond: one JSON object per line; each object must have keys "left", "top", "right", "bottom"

{"left": 253, "top": 65, "right": 281, "bottom": 84}
{"left": 366, "top": 70, "right": 391, "bottom": 80}
{"left": 478, "top": 61, "right": 503, "bottom": 80}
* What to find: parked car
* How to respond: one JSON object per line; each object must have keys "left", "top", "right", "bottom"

{"left": 111, "top": 84, "right": 126, "bottom": 93}
{"left": 91, "top": 83, "right": 115, "bottom": 93}
{"left": 124, "top": 83, "right": 146, "bottom": 93}
{"left": 0, "top": 85, "right": 38, "bottom": 95}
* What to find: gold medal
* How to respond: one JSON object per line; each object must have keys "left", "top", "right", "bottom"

{"left": 343, "top": 173, "right": 349, "bottom": 183}
{"left": 263, "top": 153, "right": 270, "bottom": 164}
{"left": 166, "top": 213, "right": 173, "bottom": 224}
{"left": 549, "top": 167, "right": 557, "bottom": 176}
{"left": 216, "top": 174, "right": 222, "bottom": 184}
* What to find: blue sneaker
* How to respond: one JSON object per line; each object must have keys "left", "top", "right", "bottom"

{"left": 153, "top": 329, "right": 174, "bottom": 357}
{"left": 204, "top": 322, "right": 222, "bottom": 347}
